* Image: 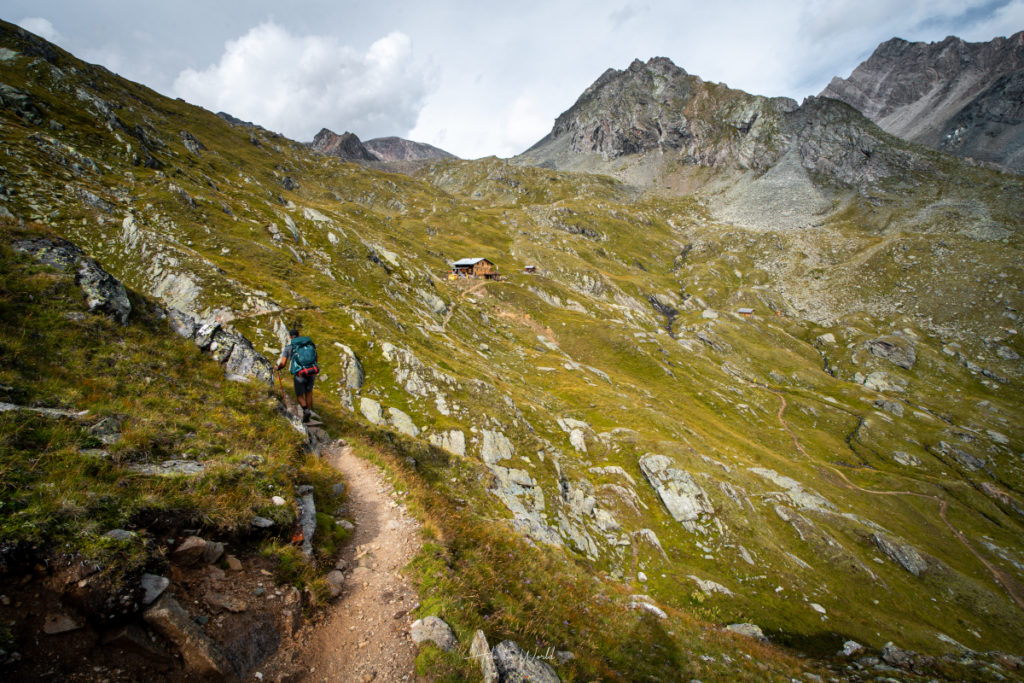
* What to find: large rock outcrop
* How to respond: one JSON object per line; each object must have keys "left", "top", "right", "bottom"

{"left": 821, "top": 32, "right": 1024, "bottom": 172}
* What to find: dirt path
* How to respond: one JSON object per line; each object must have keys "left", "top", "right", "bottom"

{"left": 441, "top": 279, "right": 491, "bottom": 330}
{"left": 766, "top": 387, "right": 1024, "bottom": 611}
{"left": 272, "top": 441, "right": 424, "bottom": 682}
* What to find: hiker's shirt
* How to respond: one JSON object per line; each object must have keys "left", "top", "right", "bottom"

{"left": 280, "top": 341, "right": 294, "bottom": 365}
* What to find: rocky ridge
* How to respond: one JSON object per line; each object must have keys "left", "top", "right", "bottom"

{"left": 821, "top": 32, "right": 1024, "bottom": 172}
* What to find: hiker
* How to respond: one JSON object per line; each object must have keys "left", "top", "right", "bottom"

{"left": 276, "top": 329, "right": 319, "bottom": 423}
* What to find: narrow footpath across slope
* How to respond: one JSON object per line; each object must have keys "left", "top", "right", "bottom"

{"left": 266, "top": 440, "right": 425, "bottom": 682}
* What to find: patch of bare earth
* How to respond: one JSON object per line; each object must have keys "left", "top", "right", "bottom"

{"left": 265, "top": 442, "right": 424, "bottom": 683}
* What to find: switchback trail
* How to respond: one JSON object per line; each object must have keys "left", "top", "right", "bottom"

{"left": 766, "top": 387, "right": 1024, "bottom": 611}
{"left": 268, "top": 440, "right": 425, "bottom": 682}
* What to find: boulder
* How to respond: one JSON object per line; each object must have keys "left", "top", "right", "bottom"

{"left": 172, "top": 536, "right": 208, "bottom": 566}
{"left": 325, "top": 570, "right": 345, "bottom": 598}
{"left": 143, "top": 596, "right": 233, "bottom": 679}
{"left": 867, "top": 337, "right": 916, "bottom": 369}
{"left": 839, "top": 640, "right": 864, "bottom": 657}
{"left": 428, "top": 429, "right": 467, "bottom": 457}
{"left": 872, "top": 533, "right": 928, "bottom": 576}
{"left": 43, "top": 612, "right": 83, "bottom": 635}
{"left": 492, "top": 640, "right": 560, "bottom": 683}
{"left": 359, "top": 397, "right": 385, "bottom": 425}
{"left": 470, "top": 630, "right": 499, "bottom": 683}
{"left": 409, "top": 616, "right": 457, "bottom": 652}
{"left": 638, "top": 454, "right": 714, "bottom": 532}
{"left": 388, "top": 407, "right": 419, "bottom": 437}
{"left": 726, "top": 623, "right": 768, "bottom": 643}
{"left": 202, "top": 541, "right": 225, "bottom": 565}
{"left": 334, "top": 343, "right": 365, "bottom": 390}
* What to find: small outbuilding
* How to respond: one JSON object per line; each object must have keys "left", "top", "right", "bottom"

{"left": 523, "top": 265, "right": 538, "bottom": 274}
{"left": 737, "top": 308, "right": 755, "bottom": 318}
{"left": 451, "top": 257, "right": 499, "bottom": 279}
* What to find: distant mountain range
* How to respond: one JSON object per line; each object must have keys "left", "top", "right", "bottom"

{"left": 821, "top": 32, "right": 1024, "bottom": 172}
{"left": 310, "top": 128, "right": 456, "bottom": 163}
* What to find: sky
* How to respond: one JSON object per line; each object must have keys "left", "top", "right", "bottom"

{"left": 6, "top": 1, "right": 1023, "bottom": 159}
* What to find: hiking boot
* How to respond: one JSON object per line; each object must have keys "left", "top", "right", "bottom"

{"left": 302, "top": 409, "right": 311, "bottom": 423}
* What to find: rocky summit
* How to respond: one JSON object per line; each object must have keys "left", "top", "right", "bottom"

{"left": 821, "top": 32, "right": 1024, "bottom": 172}
{"left": 1, "top": 17, "right": 1023, "bottom": 683}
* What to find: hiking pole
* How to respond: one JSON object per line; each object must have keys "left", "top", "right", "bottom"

{"left": 275, "top": 368, "right": 286, "bottom": 401}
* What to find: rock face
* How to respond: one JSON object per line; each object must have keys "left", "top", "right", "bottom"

{"left": 310, "top": 128, "right": 379, "bottom": 161}
{"left": 363, "top": 136, "right": 456, "bottom": 161}
{"left": 821, "top": 32, "right": 1024, "bottom": 172}
{"left": 492, "top": 640, "right": 560, "bottom": 683}
{"left": 638, "top": 454, "right": 714, "bottom": 533}
{"left": 14, "top": 236, "right": 130, "bottom": 324}
{"left": 515, "top": 56, "right": 917, "bottom": 200}
{"left": 169, "top": 316, "right": 274, "bottom": 384}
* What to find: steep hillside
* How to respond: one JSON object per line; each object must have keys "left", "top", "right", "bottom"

{"left": 821, "top": 32, "right": 1024, "bottom": 172}
{"left": 2, "top": 20, "right": 1024, "bottom": 681}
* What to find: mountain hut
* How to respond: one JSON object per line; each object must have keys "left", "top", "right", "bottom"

{"left": 451, "top": 257, "right": 499, "bottom": 279}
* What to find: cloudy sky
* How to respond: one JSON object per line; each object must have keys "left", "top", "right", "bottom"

{"left": 7, "top": 1, "right": 1023, "bottom": 158}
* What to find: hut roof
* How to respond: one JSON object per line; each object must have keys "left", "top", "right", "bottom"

{"left": 452, "top": 257, "right": 491, "bottom": 267}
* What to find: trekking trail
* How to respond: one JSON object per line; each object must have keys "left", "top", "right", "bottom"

{"left": 441, "top": 279, "right": 491, "bottom": 330}
{"left": 270, "top": 440, "right": 424, "bottom": 682}
{"left": 766, "top": 386, "right": 1024, "bottom": 611}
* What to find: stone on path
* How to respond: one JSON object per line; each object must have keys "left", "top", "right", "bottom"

{"left": 296, "top": 485, "right": 316, "bottom": 557}
{"left": 43, "top": 612, "right": 82, "bottom": 634}
{"left": 409, "top": 616, "right": 457, "bottom": 652}
{"left": 325, "top": 570, "right": 346, "bottom": 598}
{"left": 492, "top": 640, "right": 560, "bottom": 682}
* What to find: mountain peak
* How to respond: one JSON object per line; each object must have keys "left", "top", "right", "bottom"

{"left": 310, "top": 128, "right": 379, "bottom": 161}
{"left": 821, "top": 32, "right": 1024, "bottom": 171}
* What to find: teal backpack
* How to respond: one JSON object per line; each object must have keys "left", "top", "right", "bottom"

{"left": 289, "top": 336, "right": 319, "bottom": 377}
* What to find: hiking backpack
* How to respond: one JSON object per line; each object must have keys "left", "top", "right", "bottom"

{"left": 289, "top": 336, "right": 319, "bottom": 377}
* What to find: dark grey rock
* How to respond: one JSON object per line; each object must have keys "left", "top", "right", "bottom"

{"left": 325, "top": 570, "right": 345, "bottom": 598}
{"left": 43, "top": 612, "right": 82, "bottom": 634}
{"left": 492, "top": 640, "right": 560, "bottom": 682}
{"left": 202, "top": 541, "right": 224, "bottom": 565}
{"left": 409, "top": 616, "right": 458, "bottom": 652}
{"left": 251, "top": 516, "right": 274, "bottom": 528}
{"left": 179, "top": 130, "right": 205, "bottom": 156}
{"left": 140, "top": 573, "right": 169, "bottom": 605}
{"left": 0, "top": 82, "right": 44, "bottom": 125}
{"left": 89, "top": 415, "right": 124, "bottom": 445}
{"left": 167, "top": 308, "right": 198, "bottom": 339}
{"left": 937, "top": 441, "right": 986, "bottom": 471}
{"left": 143, "top": 595, "right": 232, "bottom": 678}
{"left": 103, "top": 529, "right": 136, "bottom": 542}
{"left": 332, "top": 482, "right": 346, "bottom": 497}
{"left": 13, "top": 236, "right": 130, "bottom": 324}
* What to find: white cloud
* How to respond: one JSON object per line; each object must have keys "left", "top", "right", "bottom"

{"left": 172, "top": 22, "right": 435, "bottom": 142}
{"left": 961, "top": 0, "right": 1024, "bottom": 40}
{"left": 17, "top": 17, "right": 62, "bottom": 43}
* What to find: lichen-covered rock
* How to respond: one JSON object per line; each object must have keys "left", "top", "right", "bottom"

{"left": 388, "top": 407, "right": 419, "bottom": 437}
{"left": 409, "top": 616, "right": 457, "bottom": 652}
{"left": 359, "top": 397, "right": 385, "bottom": 425}
{"left": 639, "top": 454, "right": 714, "bottom": 532}
{"left": 428, "top": 429, "right": 466, "bottom": 457}
{"left": 492, "top": 640, "right": 560, "bottom": 683}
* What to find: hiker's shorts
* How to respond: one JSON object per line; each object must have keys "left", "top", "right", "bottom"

{"left": 293, "top": 373, "right": 315, "bottom": 396}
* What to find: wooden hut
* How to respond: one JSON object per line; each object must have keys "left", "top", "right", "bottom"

{"left": 523, "top": 265, "right": 538, "bottom": 274}
{"left": 451, "top": 258, "right": 499, "bottom": 279}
